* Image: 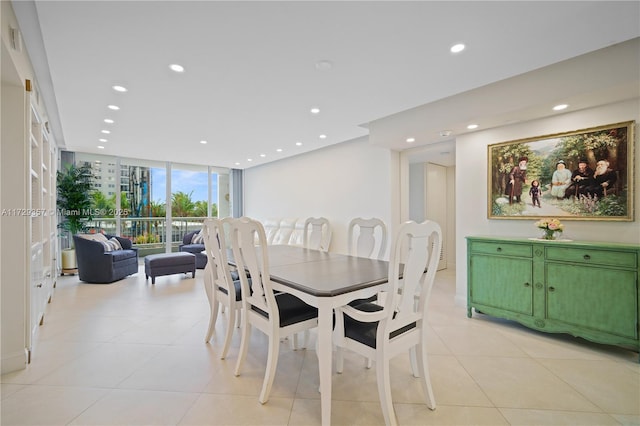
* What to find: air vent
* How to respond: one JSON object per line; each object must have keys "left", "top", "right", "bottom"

{"left": 9, "top": 27, "right": 22, "bottom": 52}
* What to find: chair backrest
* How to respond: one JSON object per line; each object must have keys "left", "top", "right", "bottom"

{"left": 272, "top": 218, "right": 297, "bottom": 245}
{"left": 347, "top": 217, "right": 388, "bottom": 259}
{"left": 229, "top": 217, "right": 278, "bottom": 319}
{"left": 202, "top": 217, "right": 235, "bottom": 294}
{"left": 262, "top": 218, "right": 280, "bottom": 245}
{"left": 303, "top": 217, "right": 332, "bottom": 251}
{"left": 381, "top": 220, "right": 442, "bottom": 335}
{"left": 288, "top": 220, "right": 305, "bottom": 246}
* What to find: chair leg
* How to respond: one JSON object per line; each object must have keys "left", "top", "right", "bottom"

{"left": 234, "top": 314, "right": 250, "bottom": 376}
{"left": 409, "top": 346, "right": 419, "bottom": 377}
{"left": 220, "top": 303, "right": 235, "bottom": 360}
{"left": 259, "top": 334, "right": 280, "bottom": 404}
{"left": 376, "top": 349, "right": 398, "bottom": 426}
{"left": 336, "top": 346, "right": 344, "bottom": 373}
{"left": 417, "top": 340, "right": 436, "bottom": 410}
{"left": 204, "top": 290, "right": 219, "bottom": 343}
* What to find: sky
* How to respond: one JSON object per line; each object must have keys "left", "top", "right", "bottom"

{"left": 150, "top": 168, "right": 218, "bottom": 204}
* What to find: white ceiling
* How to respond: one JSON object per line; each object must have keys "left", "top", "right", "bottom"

{"left": 12, "top": 1, "right": 640, "bottom": 169}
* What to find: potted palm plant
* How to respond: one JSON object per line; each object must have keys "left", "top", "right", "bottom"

{"left": 56, "top": 163, "right": 94, "bottom": 274}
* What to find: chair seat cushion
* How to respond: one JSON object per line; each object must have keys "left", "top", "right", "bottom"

{"left": 251, "top": 292, "right": 318, "bottom": 327}
{"left": 344, "top": 302, "right": 416, "bottom": 349}
{"left": 218, "top": 280, "right": 243, "bottom": 302}
{"left": 348, "top": 294, "right": 378, "bottom": 307}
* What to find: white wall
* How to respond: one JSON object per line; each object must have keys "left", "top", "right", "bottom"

{"left": 244, "top": 137, "right": 396, "bottom": 257}
{"left": 455, "top": 99, "right": 640, "bottom": 305}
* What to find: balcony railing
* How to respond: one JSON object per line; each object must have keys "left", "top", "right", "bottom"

{"left": 85, "top": 217, "right": 207, "bottom": 257}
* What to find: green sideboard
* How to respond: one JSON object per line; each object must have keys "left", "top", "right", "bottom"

{"left": 466, "top": 236, "right": 640, "bottom": 355}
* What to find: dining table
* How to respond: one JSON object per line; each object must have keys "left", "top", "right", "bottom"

{"left": 259, "top": 244, "right": 390, "bottom": 426}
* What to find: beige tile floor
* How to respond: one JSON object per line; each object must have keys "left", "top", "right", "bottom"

{"left": 2, "top": 266, "right": 639, "bottom": 425}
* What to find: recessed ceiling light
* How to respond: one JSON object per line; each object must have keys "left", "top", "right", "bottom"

{"left": 107, "top": 105, "right": 120, "bottom": 110}
{"left": 234, "top": 162, "right": 240, "bottom": 166}
{"left": 310, "top": 107, "right": 320, "bottom": 114}
{"left": 99, "top": 138, "right": 107, "bottom": 142}
{"left": 276, "top": 148, "right": 283, "bottom": 152}
{"left": 169, "top": 64, "right": 185, "bottom": 73}
{"left": 439, "top": 130, "right": 452, "bottom": 137}
{"left": 101, "top": 130, "right": 110, "bottom": 134}
{"left": 467, "top": 124, "right": 479, "bottom": 130}
{"left": 319, "top": 134, "right": 327, "bottom": 139}
{"left": 104, "top": 118, "right": 114, "bottom": 124}
{"left": 112, "top": 85, "right": 127, "bottom": 92}
{"left": 450, "top": 43, "right": 465, "bottom": 53}
{"left": 260, "top": 154, "right": 266, "bottom": 158}
{"left": 553, "top": 104, "right": 568, "bottom": 111}
{"left": 97, "top": 145, "right": 105, "bottom": 149}
{"left": 247, "top": 158, "right": 253, "bottom": 162}
{"left": 200, "top": 140, "right": 207, "bottom": 144}
{"left": 296, "top": 142, "right": 303, "bottom": 146}
{"left": 406, "top": 137, "right": 415, "bottom": 143}
{"left": 315, "top": 60, "right": 333, "bottom": 70}
{"left": 169, "top": 64, "right": 185, "bottom": 72}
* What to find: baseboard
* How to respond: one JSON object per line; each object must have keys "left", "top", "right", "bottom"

{"left": 1, "top": 348, "right": 28, "bottom": 374}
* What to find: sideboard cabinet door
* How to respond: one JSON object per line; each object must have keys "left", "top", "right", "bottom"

{"left": 469, "top": 255, "right": 533, "bottom": 316}
{"left": 546, "top": 262, "right": 638, "bottom": 340}
{"left": 467, "top": 239, "right": 534, "bottom": 318}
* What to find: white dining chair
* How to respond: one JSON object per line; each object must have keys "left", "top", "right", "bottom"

{"left": 348, "top": 217, "right": 388, "bottom": 259}
{"left": 230, "top": 217, "right": 319, "bottom": 404}
{"left": 334, "top": 220, "right": 442, "bottom": 426}
{"left": 202, "top": 217, "right": 243, "bottom": 359}
{"left": 346, "top": 217, "right": 389, "bottom": 368}
{"left": 303, "top": 217, "right": 332, "bottom": 251}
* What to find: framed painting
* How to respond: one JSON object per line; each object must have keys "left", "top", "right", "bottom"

{"left": 488, "top": 121, "right": 635, "bottom": 221}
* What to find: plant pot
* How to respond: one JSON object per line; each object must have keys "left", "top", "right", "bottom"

{"left": 61, "top": 248, "right": 77, "bottom": 275}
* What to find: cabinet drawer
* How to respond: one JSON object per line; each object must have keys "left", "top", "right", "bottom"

{"left": 546, "top": 247, "right": 637, "bottom": 268}
{"left": 470, "top": 241, "right": 532, "bottom": 257}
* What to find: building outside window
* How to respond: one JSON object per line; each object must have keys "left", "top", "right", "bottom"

{"left": 67, "top": 152, "right": 231, "bottom": 256}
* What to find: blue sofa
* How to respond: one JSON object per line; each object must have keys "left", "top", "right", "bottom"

{"left": 73, "top": 234, "right": 139, "bottom": 283}
{"left": 179, "top": 230, "right": 207, "bottom": 269}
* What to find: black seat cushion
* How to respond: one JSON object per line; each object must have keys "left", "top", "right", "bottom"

{"left": 251, "top": 292, "right": 318, "bottom": 327}
{"left": 217, "top": 280, "right": 243, "bottom": 302}
{"left": 343, "top": 302, "right": 416, "bottom": 349}
{"left": 348, "top": 294, "right": 378, "bottom": 307}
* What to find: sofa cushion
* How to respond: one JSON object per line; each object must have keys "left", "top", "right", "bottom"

{"left": 102, "top": 237, "right": 123, "bottom": 252}
{"left": 107, "top": 249, "right": 137, "bottom": 262}
{"left": 181, "top": 243, "right": 205, "bottom": 254}
{"left": 78, "top": 233, "right": 108, "bottom": 242}
{"left": 191, "top": 229, "right": 205, "bottom": 244}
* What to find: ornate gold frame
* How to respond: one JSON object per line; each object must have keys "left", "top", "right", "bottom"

{"left": 487, "top": 121, "right": 635, "bottom": 221}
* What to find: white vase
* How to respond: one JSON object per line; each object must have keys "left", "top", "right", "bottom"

{"left": 61, "top": 248, "right": 77, "bottom": 274}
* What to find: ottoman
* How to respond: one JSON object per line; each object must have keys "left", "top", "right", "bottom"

{"left": 144, "top": 252, "right": 196, "bottom": 284}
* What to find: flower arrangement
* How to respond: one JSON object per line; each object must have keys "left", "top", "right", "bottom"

{"left": 535, "top": 218, "right": 564, "bottom": 240}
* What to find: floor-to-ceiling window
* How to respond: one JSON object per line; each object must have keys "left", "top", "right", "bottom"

{"left": 67, "top": 152, "right": 231, "bottom": 257}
